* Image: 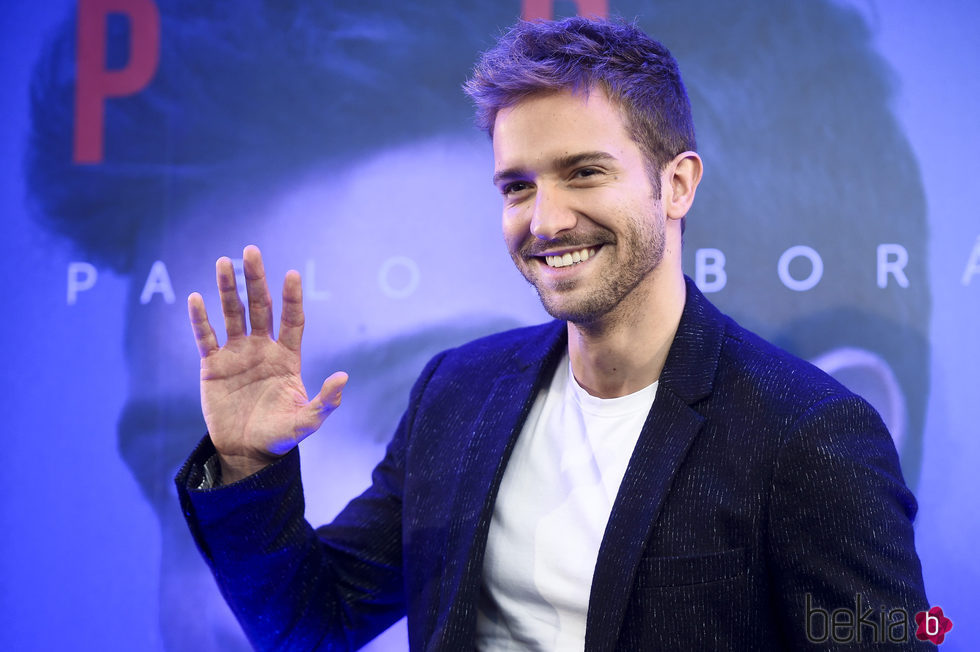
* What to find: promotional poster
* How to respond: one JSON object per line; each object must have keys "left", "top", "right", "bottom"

{"left": 1, "top": 0, "right": 976, "bottom": 649}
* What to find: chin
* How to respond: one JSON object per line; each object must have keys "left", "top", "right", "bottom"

{"left": 537, "top": 291, "right": 605, "bottom": 324}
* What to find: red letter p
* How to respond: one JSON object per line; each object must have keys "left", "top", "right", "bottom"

{"left": 521, "top": 0, "right": 609, "bottom": 20}
{"left": 74, "top": 0, "right": 160, "bottom": 164}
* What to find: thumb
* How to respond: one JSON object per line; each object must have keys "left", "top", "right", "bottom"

{"left": 309, "top": 371, "right": 350, "bottom": 417}
{"left": 293, "top": 371, "right": 349, "bottom": 441}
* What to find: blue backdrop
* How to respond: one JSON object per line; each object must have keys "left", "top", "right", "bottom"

{"left": 1, "top": 0, "right": 976, "bottom": 649}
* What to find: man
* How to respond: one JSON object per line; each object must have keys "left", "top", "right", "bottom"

{"left": 177, "top": 18, "right": 928, "bottom": 650}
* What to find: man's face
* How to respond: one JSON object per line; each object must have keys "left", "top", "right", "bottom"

{"left": 492, "top": 89, "right": 667, "bottom": 325}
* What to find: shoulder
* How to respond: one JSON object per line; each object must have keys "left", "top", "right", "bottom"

{"left": 702, "top": 310, "right": 907, "bottom": 512}
{"left": 396, "top": 320, "right": 563, "bottom": 441}
{"left": 721, "top": 316, "right": 848, "bottom": 402}
{"left": 398, "top": 320, "right": 563, "bottom": 414}
{"left": 711, "top": 313, "right": 888, "bottom": 444}
{"left": 426, "top": 320, "right": 564, "bottom": 378}
{"left": 674, "top": 279, "right": 860, "bottom": 418}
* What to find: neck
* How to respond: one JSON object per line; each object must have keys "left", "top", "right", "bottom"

{"left": 567, "top": 269, "right": 686, "bottom": 399}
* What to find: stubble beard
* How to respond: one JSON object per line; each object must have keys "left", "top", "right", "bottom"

{"left": 513, "top": 212, "right": 666, "bottom": 326}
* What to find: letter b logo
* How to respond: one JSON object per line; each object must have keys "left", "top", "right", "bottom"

{"left": 915, "top": 606, "right": 953, "bottom": 645}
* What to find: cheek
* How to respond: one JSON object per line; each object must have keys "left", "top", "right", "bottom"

{"left": 501, "top": 208, "right": 529, "bottom": 251}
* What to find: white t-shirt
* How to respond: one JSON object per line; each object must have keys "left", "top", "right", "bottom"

{"left": 475, "top": 353, "right": 658, "bottom": 651}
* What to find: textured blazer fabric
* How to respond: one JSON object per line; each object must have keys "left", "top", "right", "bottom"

{"left": 176, "top": 278, "right": 929, "bottom": 651}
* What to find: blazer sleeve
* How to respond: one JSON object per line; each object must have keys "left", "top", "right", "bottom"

{"left": 175, "top": 351, "right": 447, "bottom": 651}
{"left": 767, "top": 394, "right": 931, "bottom": 649}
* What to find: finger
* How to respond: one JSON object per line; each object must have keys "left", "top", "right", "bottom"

{"left": 295, "top": 372, "right": 349, "bottom": 438}
{"left": 309, "top": 371, "right": 350, "bottom": 416}
{"left": 216, "top": 256, "right": 246, "bottom": 339}
{"left": 279, "top": 269, "right": 305, "bottom": 353}
{"left": 243, "top": 245, "right": 274, "bottom": 337}
{"left": 187, "top": 292, "right": 219, "bottom": 358}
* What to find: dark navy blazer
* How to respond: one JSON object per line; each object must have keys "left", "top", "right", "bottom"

{"left": 177, "top": 278, "right": 929, "bottom": 650}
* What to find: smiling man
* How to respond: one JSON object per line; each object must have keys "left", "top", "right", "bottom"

{"left": 177, "top": 17, "right": 929, "bottom": 650}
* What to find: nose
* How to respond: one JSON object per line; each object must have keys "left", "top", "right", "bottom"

{"left": 529, "top": 187, "right": 577, "bottom": 240}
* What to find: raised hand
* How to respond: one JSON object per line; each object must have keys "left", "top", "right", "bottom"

{"left": 187, "top": 245, "right": 348, "bottom": 484}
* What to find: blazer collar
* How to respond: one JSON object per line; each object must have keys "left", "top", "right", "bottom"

{"left": 659, "top": 276, "right": 726, "bottom": 404}
{"left": 431, "top": 325, "right": 564, "bottom": 649}
{"left": 585, "top": 277, "right": 727, "bottom": 651}
{"left": 512, "top": 318, "right": 567, "bottom": 370}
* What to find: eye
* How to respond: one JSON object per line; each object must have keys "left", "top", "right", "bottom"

{"left": 501, "top": 180, "right": 533, "bottom": 197}
{"left": 573, "top": 166, "right": 603, "bottom": 179}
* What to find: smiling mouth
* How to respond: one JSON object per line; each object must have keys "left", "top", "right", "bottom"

{"left": 542, "top": 246, "right": 599, "bottom": 268}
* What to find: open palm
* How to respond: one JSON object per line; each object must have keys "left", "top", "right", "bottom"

{"left": 187, "top": 245, "right": 347, "bottom": 483}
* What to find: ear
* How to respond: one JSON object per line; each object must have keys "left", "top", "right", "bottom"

{"left": 662, "top": 151, "right": 703, "bottom": 220}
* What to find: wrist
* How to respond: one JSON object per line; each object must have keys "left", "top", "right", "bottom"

{"left": 216, "top": 449, "right": 280, "bottom": 485}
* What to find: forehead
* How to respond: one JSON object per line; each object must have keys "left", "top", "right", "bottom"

{"left": 491, "top": 88, "right": 638, "bottom": 171}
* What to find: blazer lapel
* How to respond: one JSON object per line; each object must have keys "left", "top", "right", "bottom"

{"left": 585, "top": 279, "right": 726, "bottom": 652}
{"left": 431, "top": 321, "right": 567, "bottom": 650}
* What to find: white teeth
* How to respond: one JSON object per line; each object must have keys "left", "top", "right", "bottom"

{"left": 544, "top": 247, "right": 597, "bottom": 268}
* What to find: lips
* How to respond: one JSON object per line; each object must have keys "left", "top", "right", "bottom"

{"left": 543, "top": 247, "right": 598, "bottom": 268}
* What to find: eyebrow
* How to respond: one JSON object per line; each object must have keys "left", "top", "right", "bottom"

{"left": 492, "top": 150, "right": 618, "bottom": 185}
